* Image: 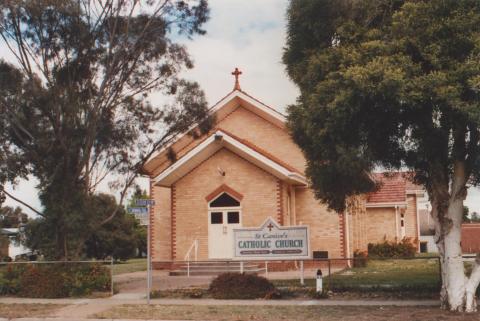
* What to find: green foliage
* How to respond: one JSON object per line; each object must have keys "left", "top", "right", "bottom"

{"left": 209, "top": 273, "right": 276, "bottom": 300}
{"left": 0, "top": 0, "right": 210, "bottom": 259}
{"left": 368, "top": 238, "right": 417, "bottom": 258}
{"left": 0, "top": 206, "right": 28, "bottom": 228}
{"left": 0, "top": 263, "right": 110, "bottom": 298}
{"left": 284, "top": 0, "right": 480, "bottom": 211}
{"left": 353, "top": 250, "right": 368, "bottom": 267}
{"left": 25, "top": 193, "right": 142, "bottom": 260}
{"left": 463, "top": 206, "right": 470, "bottom": 223}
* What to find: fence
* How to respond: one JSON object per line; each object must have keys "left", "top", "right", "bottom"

{"left": 158, "top": 256, "right": 443, "bottom": 295}
{"left": 0, "top": 259, "right": 114, "bottom": 298}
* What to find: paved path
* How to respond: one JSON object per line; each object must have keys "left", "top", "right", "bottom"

{"left": 114, "top": 271, "right": 214, "bottom": 293}
{"left": 0, "top": 296, "right": 443, "bottom": 321}
{"left": 2, "top": 296, "right": 441, "bottom": 307}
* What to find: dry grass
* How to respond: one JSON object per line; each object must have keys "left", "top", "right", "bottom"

{"left": 95, "top": 304, "right": 480, "bottom": 321}
{"left": 0, "top": 303, "right": 66, "bottom": 318}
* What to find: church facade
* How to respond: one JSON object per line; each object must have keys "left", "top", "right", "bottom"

{"left": 143, "top": 72, "right": 426, "bottom": 268}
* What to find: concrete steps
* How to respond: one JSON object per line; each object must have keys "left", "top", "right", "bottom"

{"left": 169, "top": 261, "right": 264, "bottom": 276}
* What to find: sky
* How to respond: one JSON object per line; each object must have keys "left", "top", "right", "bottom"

{"left": 3, "top": 0, "right": 480, "bottom": 215}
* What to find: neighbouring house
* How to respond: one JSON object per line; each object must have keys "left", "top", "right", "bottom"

{"left": 0, "top": 228, "right": 30, "bottom": 260}
{"left": 461, "top": 224, "right": 480, "bottom": 254}
{"left": 142, "top": 70, "right": 425, "bottom": 269}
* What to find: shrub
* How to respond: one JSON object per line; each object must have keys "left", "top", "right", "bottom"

{"left": 0, "top": 263, "right": 111, "bottom": 298}
{"left": 368, "top": 238, "right": 417, "bottom": 258}
{"left": 209, "top": 273, "right": 275, "bottom": 299}
{"left": 353, "top": 250, "right": 368, "bottom": 267}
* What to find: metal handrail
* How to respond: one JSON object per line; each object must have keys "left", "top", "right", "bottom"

{"left": 184, "top": 239, "right": 199, "bottom": 262}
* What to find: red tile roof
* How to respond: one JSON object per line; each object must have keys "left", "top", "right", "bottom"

{"left": 367, "top": 173, "right": 406, "bottom": 203}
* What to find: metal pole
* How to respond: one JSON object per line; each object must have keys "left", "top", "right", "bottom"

{"left": 300, "top": 260, "right": 304, "bottom": 285}
{"left": 328, "top": 259, "right": 332, "bottom": 290}
{"left": 110, "top": 257, "right": 114, "bottom": 296}
{"left": 187, "top": 261, "right": 190, "bottom": 277}
{"left": 265, "top": 261, "right": 268, "bottom": 278}
{"left": 147, "top": 204, "right": 151, "bottom": 304}
{"left": 240, "top": 261, "right": 244, "bottom": 274}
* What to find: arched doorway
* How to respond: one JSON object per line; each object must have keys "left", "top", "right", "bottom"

{"left": 208, "top": 192, "right": 242, "bottom": 259}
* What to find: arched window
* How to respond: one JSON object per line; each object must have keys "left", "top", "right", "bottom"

{"left": 209, "top": 192, "right": 240, "bottom": 208}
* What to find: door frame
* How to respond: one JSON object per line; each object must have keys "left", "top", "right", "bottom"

{"left": 207, "top": 206, "right": 242, "bottom": 259}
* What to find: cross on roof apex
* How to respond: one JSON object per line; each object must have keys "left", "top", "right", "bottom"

{"left": 231, "top": 67, "right": 242, "bottom": 91}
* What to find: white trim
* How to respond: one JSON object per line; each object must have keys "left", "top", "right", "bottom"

{"left": 406, "top": 189, "right": 425, "bottom": 195}
{"left": 145, "top": 90, "right": 286, "bottom": 169}
{"left": 366, "top": 202, "right": 407, "bottom": 208}
{"left": 153, "top": 130, "right": 307, "bottom": 186}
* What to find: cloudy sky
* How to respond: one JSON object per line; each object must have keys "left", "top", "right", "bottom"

{"left": 3, "top": 0, "right": 480, "bottom": 215}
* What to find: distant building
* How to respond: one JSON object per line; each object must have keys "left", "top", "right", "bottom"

{"left": 0, "top": 228, "right": 31, "bottom": 260}
{"left": 462, "top": 224, "right": 480, "bottom": 254}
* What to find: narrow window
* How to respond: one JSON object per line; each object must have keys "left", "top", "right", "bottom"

{"left": 211, "top": 212, "right": 223, "bottom": 224}
{"left": 227, "top": 211, "right": 240, "bottom": 224}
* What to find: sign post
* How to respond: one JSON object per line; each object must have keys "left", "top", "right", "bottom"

{"left": 129, "top": 199, "right": 155, "bottom": 304}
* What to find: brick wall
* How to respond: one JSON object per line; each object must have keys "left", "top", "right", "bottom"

{"left": 462, "top": 224, "right": 480, "bottom": 253}
{"left": 150, "top": 185, "right": 172, "bottom": 261}
{"left": 364, "top": 207, "right": 397, "bottom": 244}
{"left": 295, "top": 187, "right": 343, "bottom": 258}
{"left": 172, "top": 148, "right": 279, "bottom": 260}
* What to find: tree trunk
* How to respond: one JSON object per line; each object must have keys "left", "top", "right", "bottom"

{"left": 442, "top": 197, "right": 466, "bottom": 311}
{"left": 433, "top": 188, "right": 480, "bottom": 312}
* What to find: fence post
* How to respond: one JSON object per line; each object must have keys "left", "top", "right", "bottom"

{"left": 328, "top": 259, "right": 332, "bottom": 290}
{"left": 300, "top": 261, "right": 304, "bottom": 285}
{"left": 240, "top": 261, "right": 244, "bottom": 274}
{"left": 110, "top": 257, "right": 114, "bottom": 296}
{"left": 265, "top": 261, "right": 268, "bottom": 278}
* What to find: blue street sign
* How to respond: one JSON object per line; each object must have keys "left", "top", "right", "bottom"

{"left": 128, "top": 207, "right": 149, "bottom": 214}
{"left": 135, "top": 199, "right": 155, "bottom": 206}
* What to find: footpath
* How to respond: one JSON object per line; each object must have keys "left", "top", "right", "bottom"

{"left": 1, "top": 295, "right": 440, "bottom": 321}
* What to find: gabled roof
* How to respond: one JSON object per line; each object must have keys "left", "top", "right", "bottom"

{"left": 143, "top": 89, "right": 286, "bottom": 176}
{"left": 153, "top": 130, "right": 307, "bottom": 187}
{"left": 366, "top": 172, "right": 424, "bottom": 207}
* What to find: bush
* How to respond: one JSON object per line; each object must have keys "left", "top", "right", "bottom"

{"left": 209, "top": 273, "right": 275, "bottom": 299}
{"left": 0, "top": 263, "right": 111, "bottom": 298}
{"left": 353, "top": 250, "right": 368, "bottom": 267}
{"left": 368, "top": 238, "right": 417, "bottom": 258}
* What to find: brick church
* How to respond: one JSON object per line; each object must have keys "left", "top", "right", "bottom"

{"left": 142, "top": 69, "right": 427, "bottom": 268}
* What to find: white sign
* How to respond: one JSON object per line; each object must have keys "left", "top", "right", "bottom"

{"left": 233, "top": 217, "right": 310, "bottom": 260}
{"left": 135, "top": 199, "right": 155, "bottom": 206}
{"left": 127, "top": 207, "right": 149, "bottom": 214}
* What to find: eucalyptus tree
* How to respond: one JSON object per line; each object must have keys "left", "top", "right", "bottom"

{"left": 0, "top": 0, "right": 210, "bottom": 259}
{"left": 284, "top": 0, "right": 480, "bottom": 312}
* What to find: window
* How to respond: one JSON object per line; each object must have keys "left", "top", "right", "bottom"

{"left": 313, "top": 251, "right": 328, "bottom": 259}
{"left": 227, "top": 211, "right": 240, "bottom": 224}
{"left": 420, "top": 242, "right": 428, "bottom": 253}
{"left": 401, "top": 220, "right": 404, "bottom": 227}
{"left": 210, "top": 193, "right": 240, "bottom": 207}
{"left": 211, "top": 212, "right": 223, "bottom": 224}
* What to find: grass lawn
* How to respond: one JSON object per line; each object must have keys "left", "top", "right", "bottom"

{"left": 113, "top": 258, "right": 147, "bottom": 274}
{"left": 274, "top": 258, "right": 441, "bottom": 294}
{"left": 0, "top": 303, "right": 66, "bottom": 318}
{"left": 95, "top": 304, "right": 480, "bottom": 321}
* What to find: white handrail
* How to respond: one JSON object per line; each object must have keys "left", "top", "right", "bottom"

{"left": 184, "top": 239, "right": 199, "bottom": 262}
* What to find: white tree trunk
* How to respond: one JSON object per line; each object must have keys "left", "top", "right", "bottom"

{"left": 433, "top": 164, "right": 480, "bottom": 312}
{"left": 465, "top": 255, "right": 480, "bottom": 312}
